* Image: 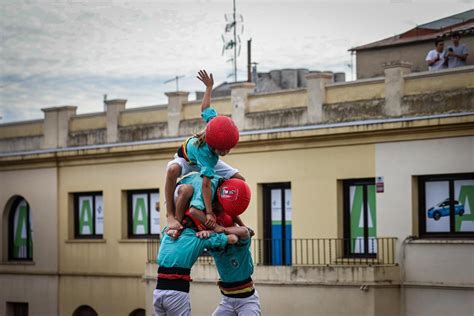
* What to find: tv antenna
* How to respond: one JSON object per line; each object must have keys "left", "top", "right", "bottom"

{"left": 164, "top": 75, "right": 185, "bottom": 92}
{"left": 221, "top": 0, "right": 244, "bottom": 82}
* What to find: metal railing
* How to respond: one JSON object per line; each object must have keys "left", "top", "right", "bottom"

{"left": 147, "top": 237, "right": 397, "bottom": 266}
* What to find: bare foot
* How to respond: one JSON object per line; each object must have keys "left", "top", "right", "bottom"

{"left": 167, "top": 217, "right": 183, "bottom": 230}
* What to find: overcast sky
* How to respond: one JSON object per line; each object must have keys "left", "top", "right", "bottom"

{"left": 0, "top": 0, "right": 472, "bottom": 123}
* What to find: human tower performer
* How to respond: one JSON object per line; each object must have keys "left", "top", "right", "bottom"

{"left": 153, "top": 70, "right": 261, "bottom": 315}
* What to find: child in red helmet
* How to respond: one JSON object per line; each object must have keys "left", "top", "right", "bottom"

{"left": 167, "top": 174, "right": 251, "bottom": 237}
{"left": 165, "top": 70, "right": 245, "bottom": 231}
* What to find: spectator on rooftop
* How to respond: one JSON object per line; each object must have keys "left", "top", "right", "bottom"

{"left": 447, "top": 32, "right": 469, "bottom": 68}
{"left": 426, "top": 38, "right": 447, "bottom": 71}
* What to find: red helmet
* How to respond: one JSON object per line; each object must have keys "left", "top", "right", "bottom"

{"left": 205, "top": 116, "right": 239, "bottom": 151}
{"left": 216, "top": 211, "right": 234, "bottom": 228}
{"left": 218, "top": 178, "right": 251, "bottom": 217}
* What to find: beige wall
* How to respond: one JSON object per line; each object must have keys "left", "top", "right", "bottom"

{"left": 60, "top": 276, "right": 145, "bottom": 316}
{"left": 405, "top": 287, "right": 474, "bottom": 316}
{"left": 375, "top": 136, "right": 474, "bottom": 243}
{"left": 0, "top": 275, "right": 59, "bottom": 316}
{"left": 145, "top": 264, "right": 400, "bottom": 316}
{"left": 0, "top": 167, "right": 58, "bottom": 271}
{"left": 404, "top": 67, "right": 474, "bottom": 95}
{"left": 0, "top": 167, "right": 59, "bottom": 316}
{"left": 376, "top": 136, "right": 474, "bottom": 316}
{"left": 0, "top": 120, "right": 43, "bottom": 139}
{"left": 326, "top": 80, "right": 385, "bottom": 104}
{"left": 248, "top": 89, "right": 307, "bottom": 113}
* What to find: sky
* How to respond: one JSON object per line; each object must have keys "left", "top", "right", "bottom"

{"left": 0, "top": 0, "right": 473, "bottom": 123}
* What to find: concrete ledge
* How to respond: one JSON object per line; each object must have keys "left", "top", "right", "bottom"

{"left": 326, "top": 77, "right": 384, "bottom": 89}
{"left": 404, "top": 65, "right": 474, "bottom": 80}
{"left": 408, "top": 239, "right": 474, "bottom": 244}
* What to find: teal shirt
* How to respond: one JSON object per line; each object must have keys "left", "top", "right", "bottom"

{"left": 157, "top": 228, "right": 228, "bottom": 269}
{"left": 185, "top": 107, "right": 219, "bottom": 178}
{"left": 178, "top": 172, "right": 222, "bottom": 211}
{"left": 210, "top": 237, "right": 254, "bottom": 283}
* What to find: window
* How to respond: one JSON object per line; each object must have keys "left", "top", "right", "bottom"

{"left": 127, "top": 189, "right": 160, "bottom": 238}
{"left": 74, "top": 192, "right": 103, "bottom": 239}
{"left": 72, "top": 305, "right": 98, "bottom": 316}
{"left": 343, "top": 179, "right": 377, "bottom": 257}
{"left": 6, "top": 302, "right": 28, "bottom": 316}
{"left": 262, "top": 183, "right": 292, "bottom": 265}
{"left": 129, "top": 309, "right": 145, "bottom": 316}
{"left": 419, "top": 173, "right": 474, "bottom": 237}
{"left": 8, "top": 197, "right": 33, "bottom": 261}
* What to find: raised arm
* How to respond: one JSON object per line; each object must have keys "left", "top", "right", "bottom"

{"left": 197, "top": 70, "right": 214, "bottom": 112}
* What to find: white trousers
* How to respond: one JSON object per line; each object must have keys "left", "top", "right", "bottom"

{"left": 167, "top": 155, "right": 239, "bottom": 180}
{"left": 212, "top": 291, "right": 261, "bottom": 316}
{"left": 153, "top": 289, "right": 191, "bottom": 316}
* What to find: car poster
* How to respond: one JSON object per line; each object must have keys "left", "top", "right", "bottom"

{"left": 425, "top": 181, "right": 450, "bottom": 232}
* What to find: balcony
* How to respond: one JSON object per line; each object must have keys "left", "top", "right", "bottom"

{"left": 147, "top": 237, "right": 397, "bottom": 266}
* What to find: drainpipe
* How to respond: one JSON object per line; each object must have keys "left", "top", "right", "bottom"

{"left": 399, "top": 235, "right": 415, "bottom": 316}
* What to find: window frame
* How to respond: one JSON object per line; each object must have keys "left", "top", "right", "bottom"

{"left": 8, "top": 197, "right": 33, "bottom": 261}
{"left": 127, "top": 189, "right": 160, "bottom": 239}
{"left": 418, "top": 172, "right": 474, "bottom": 238}
{"left": 342, "top": 178, "right": 377, "bottom": 259}
{"left": 73, "top": 192, "right": 104, "bottom": 239}
{"left": 262, "top": 182, "right": 292, "bottom": 266}
{"left": 6, "top": 302, "right": 29, "bottom": 316}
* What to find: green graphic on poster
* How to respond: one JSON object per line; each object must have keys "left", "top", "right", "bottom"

{"left": 13, "top": 201, "right": 32, "bottom": 258}
{"left": 79, "top": 198, "right": 93, "bottom": 235}
{"left": 350, "top": 185, "right": 377, "bottom": 253}
{"left": 133, "top": 195, "right": 148, "bottom": 234}
{"left": 455, "top": 184, "right": 474, "bottom": 232}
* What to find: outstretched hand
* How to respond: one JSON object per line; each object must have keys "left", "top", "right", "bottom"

{"left": 197, "top": 70, "right": 214, "bottom": 89}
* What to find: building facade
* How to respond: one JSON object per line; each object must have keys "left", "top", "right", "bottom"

{"left": 0, "top": 63, "right": 473, "bottom": 316}
{"left": 350, "top": 10, "right": 474, "bottom": 79}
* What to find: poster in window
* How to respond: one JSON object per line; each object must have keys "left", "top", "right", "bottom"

{"left": 79, "top": 196, "right": 94, "bottom": 235}
{"left": 454, "top": 179, "right": 474, "bottom": 232}
{"left": 425, "top": 181, "right": 450, "bottom": 233}
{"left": 349, "top": 185, "right": 365, "bottom": 253}
{"left": 13, "top": 200, "right": 30, "bottom": 259}
{"left": 95, "top": 195, "right": 104, "bottom": 235}
{"left": 150, "top": 192, "right": 160, "bottom": 235}
{"left": 132, "top": 194, "right": 149, "bottom": 235}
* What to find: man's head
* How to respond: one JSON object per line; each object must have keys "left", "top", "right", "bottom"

{"left": 435, "top": 38, "right": 444, "bottom": 52}
{"left": 217, "top": 178, "right": 251, "bottom": 217}
{"left": 451, "top": 32, "right": 460, "bottom": 45}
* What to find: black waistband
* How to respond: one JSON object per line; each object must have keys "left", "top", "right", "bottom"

{"left": 156, "top": 278, "right": 190, "bottom": 293}
{"left": 220, "top": 288, "right": 255, "bottom": 299}
{"left": 158, "top": 266, "right": 191, "bottom": 275}
{"left": 156, "top": 267, "right": 191, "bottom": 293}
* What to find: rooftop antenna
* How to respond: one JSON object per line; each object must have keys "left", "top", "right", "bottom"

{"left": 222, "top": 0, "right": 244, "bottom": 82}
{"left": 164, "top": 75, "right": 185, "bottom": 92}
{"left": 103, "top": 94, "right": 107, "bottom": 111}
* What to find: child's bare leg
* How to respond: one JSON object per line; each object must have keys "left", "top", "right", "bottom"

{"left": 165, "top": 164, "right": 182, "bottom": 230}
{"left": 231, "top": 172, "right": 245, "bottom": 181}
{"left": 189, "top": 208, "right": 207, "bottom": 226}
{"left": 175, "top": 184, "right": 193, "bottom": 223}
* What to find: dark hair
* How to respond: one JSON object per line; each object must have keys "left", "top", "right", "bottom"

{"left": 434, "top": 38, "right": 444, "bottom": 46}
{"left": 451, "top": 32, "right": 461, "bottom": 39}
